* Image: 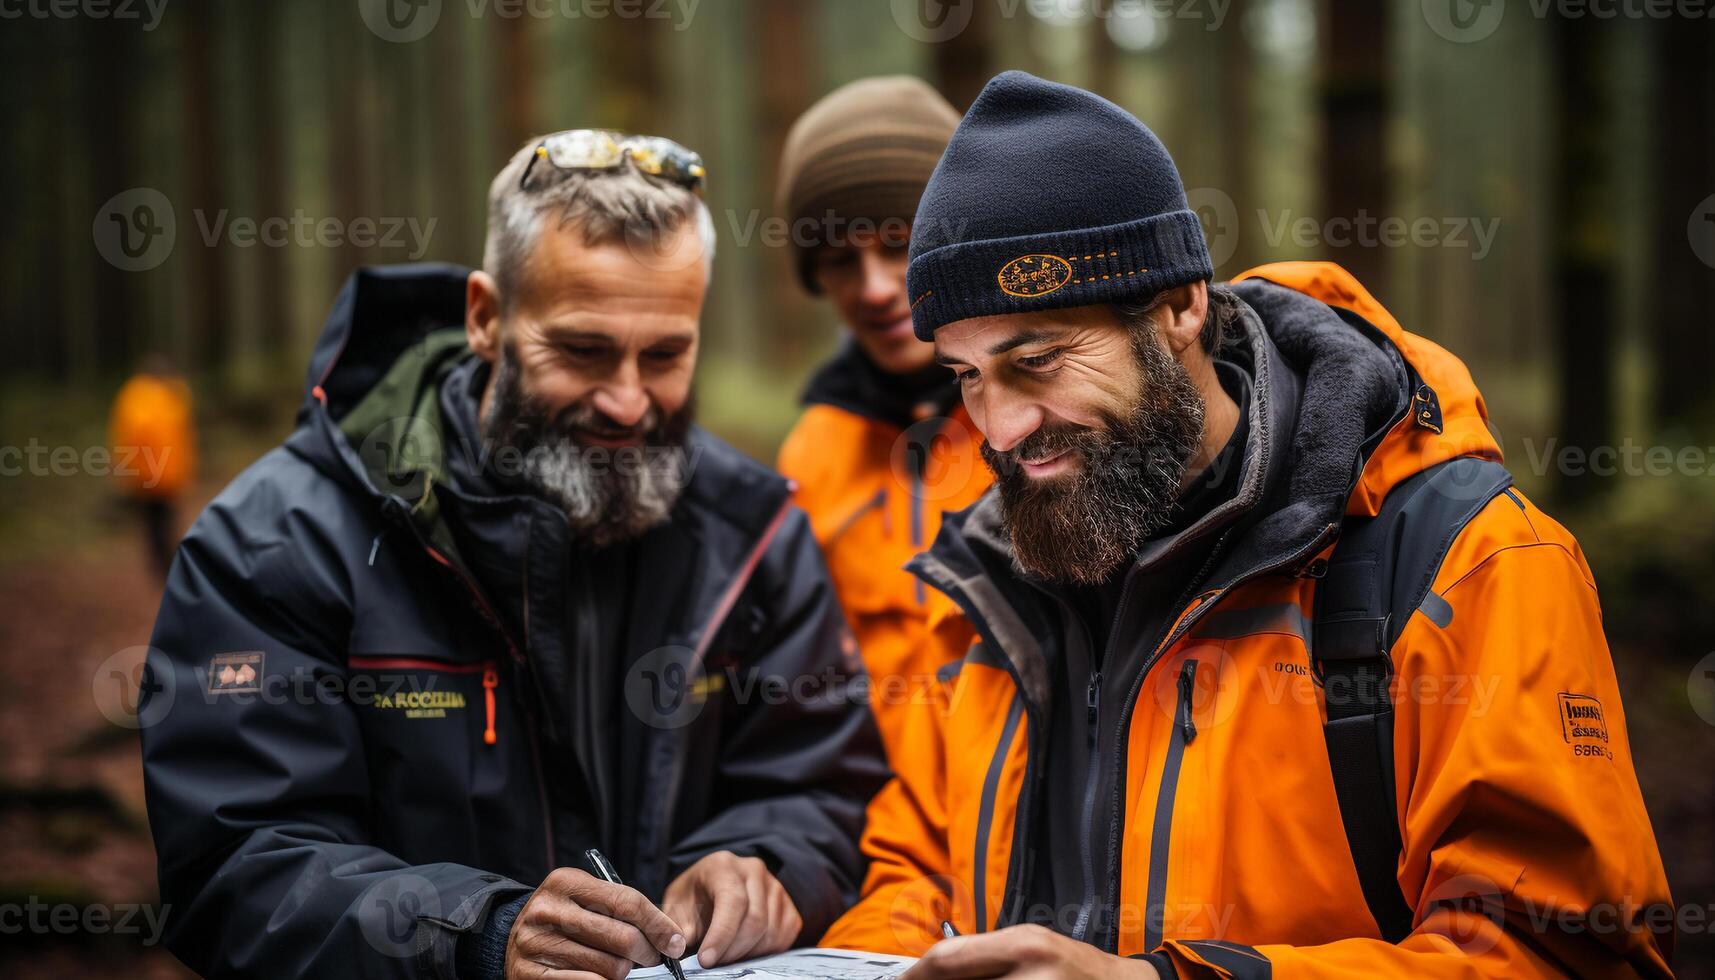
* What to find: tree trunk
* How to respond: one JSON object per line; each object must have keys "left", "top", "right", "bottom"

{"left": 932, "top": 3, "right": 994, "bottom": 112}
{"left": 1649, "top": 14, "right": 1715, "bottom": 432}
{"left": 181, "top": 0, "right": 229, "bottom": 376}
{"left": 1318, "top": 0, "right": 1389, "bottom": 290}
{"left": 242, "top": 1, "right": 290, "bottom": 358}
{"left": 85, "top": 15, "right": 136, "bottom": 374}
{"left": 1549, "top": 15, "right": 1616, "bottom": 506}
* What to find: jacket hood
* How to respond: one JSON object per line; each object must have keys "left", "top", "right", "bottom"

{"left": 916, "top": 262, "right": 1502, "bottom": 635}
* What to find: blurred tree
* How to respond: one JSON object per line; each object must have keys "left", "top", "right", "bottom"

{"left": 1219, "top": 0, "right": 1254, "bottom": 276}
{"left": 1549, "top": 14, "right": 1616, "bottom": 505}
{"left": 497, "top": 15, "right": 538, "bottom": 155}
{"left": 753, "top": 0, "right": 815, "bottom": 368}
{"left": 180, "top": 0, "right": 230, "bottom": 374}
{"left": 1648, "top": 14, "right": 1715, "bottom": 433}
{"left": 933, "top": 0, "right": 994, "bottom": 111}
{"left": 326, "top": 6, "right": 368, "bottom": 283}
{"left": 593, "top": 17, "right": 662, "bottom": 135}
{"left": 83, "top": 13, "right": 138, "bottom": 373}
{"left": 240, "top": 1, "right": 290, "bottom": 358}
{"left": 1317, "top": 0, "right": 1389, "bottom": 289}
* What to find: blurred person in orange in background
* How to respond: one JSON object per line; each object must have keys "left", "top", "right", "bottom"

{"left": 774, "top": 76, "right": 993, "bottom": 764}
{"left": 108, "top": 354, "right": 195, "bottom": 579}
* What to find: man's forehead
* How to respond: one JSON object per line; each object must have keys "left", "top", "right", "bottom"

{"left": 933, "top": 306, "right": 1115, "bottom": 359}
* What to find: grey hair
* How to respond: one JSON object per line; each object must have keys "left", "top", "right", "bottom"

{"left": 1113, "top": 282, "right": 1242, "bottom": 356}
{"left": 483, "top": 137, "right": 718, "bottom": 310}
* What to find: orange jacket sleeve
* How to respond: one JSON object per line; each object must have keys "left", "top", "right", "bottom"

{"left": 1183, "top": 524, "right": 1674, "bottom": 978}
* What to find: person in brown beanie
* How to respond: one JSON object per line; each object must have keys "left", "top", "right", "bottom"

{"left": 775, "top": 76, "right": 993, "bottom": 766}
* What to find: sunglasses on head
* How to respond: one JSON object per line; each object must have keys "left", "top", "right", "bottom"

{"left": 519, "top": 129, "right": 706, "bottom": 193}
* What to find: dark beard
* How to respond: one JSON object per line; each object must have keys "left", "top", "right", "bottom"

{"left": 480, "top": 344, "right": 694, "bottom": 548}
{"left": 981, "top": 331, "right": 1206, "bottom": 585}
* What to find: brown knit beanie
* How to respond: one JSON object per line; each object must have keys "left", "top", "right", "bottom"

{"left": 776, "top": 75, "right": 960, "bottom": 293}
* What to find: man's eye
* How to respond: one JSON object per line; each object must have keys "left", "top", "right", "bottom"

{"left": 1017, "top": 349, "right": 1063, "bottom": 370}
{"left": 956, "top": 368, "right": 980, "bottom": 385}
{"left": 644, "top": 348, "right": 682, "bottom": 363}
{"left": 563, "top": 345, "right": 605, "bottom": 360}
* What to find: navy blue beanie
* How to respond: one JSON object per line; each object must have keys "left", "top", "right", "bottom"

{"left": 907, "top": 71, "right": 1212, "bottom": 339}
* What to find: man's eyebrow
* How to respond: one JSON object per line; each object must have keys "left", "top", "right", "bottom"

{"left": 987, "top": 329, "right": 1053, "bottom": 356}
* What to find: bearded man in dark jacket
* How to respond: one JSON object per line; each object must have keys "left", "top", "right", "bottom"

{"left": 139, "top": 131, "right": 888, "bottom": 980}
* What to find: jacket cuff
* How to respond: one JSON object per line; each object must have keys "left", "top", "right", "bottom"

{"left": 1130, "top": 951, "right": 1179, "bottom": 978}
{"left": 455, "top": 893, "right": 529, "bottom": 980}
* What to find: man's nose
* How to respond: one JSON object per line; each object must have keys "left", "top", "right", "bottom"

{"left": 591, "top": 366, "right": 650, "bottom": 428}
{"left": 858, "top": 249, "right": 902, "bottom": 308}
{"left": 978, "top": 386, "right": 1044, "bottom": 455}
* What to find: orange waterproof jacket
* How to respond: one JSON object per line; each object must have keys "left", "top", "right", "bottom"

{"left": 821, "top": 263, "right": 1674, "bottom": 977}
{"left": 108, "top": 372, "right": 196, "bottom": 498}
{"left": 778, "top": 347, "right": 993, "bottom": 763}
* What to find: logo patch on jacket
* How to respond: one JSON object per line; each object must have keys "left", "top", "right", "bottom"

{"left": 998, "top": 254, "right": 1073, "bottom": 298}
{"left": 207, "top": 651, "right": 264, "bottom": 695}
{"left": 1559, "top": 692, "right": 1611, "bottom": 759}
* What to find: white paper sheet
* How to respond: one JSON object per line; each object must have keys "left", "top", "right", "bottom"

{"left": 629, "top": 947, "right": 917, "bottom": 979}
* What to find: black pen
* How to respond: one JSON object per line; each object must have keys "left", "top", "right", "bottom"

{"left": 584, "top": 848, "right": 688, "bottom": 980}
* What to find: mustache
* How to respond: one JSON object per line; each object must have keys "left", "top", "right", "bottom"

{"left": 982, "top": 417, "right": 1115, "bottom": 474}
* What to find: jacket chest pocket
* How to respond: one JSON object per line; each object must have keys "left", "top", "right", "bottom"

{"left": 348, "top": 655, "right": 501, "bottom": 750}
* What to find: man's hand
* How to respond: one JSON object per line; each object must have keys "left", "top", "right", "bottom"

{"left": 900, "top": 924, "right": 1160, "bottom": 979}
{"left": 504, "top": 867, "right": 687, "bottom": 980}
{"left": 661, "top": 851, "right": 802, "bottom": 966}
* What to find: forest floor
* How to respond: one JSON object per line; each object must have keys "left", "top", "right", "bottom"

{"left": 0, "top": 436, "right": 1710, "bottom": 977}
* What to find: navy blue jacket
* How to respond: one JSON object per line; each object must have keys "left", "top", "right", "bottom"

{"left": 138, "top": 264, "right": 888, "bottom": 978}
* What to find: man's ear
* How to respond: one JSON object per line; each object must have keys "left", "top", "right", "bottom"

{"left": 1155, "top": 281, "right": 1209, "bottom": 360}
{"left": 466, "top": 271, "right": 503, "bottom": 364}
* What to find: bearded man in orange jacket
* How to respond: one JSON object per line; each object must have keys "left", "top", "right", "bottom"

{"left": 775, "top": 76, "right": 993, "bottom": 764}
{"left": 821, "top": 71, "right": 1674, "bottom": 979}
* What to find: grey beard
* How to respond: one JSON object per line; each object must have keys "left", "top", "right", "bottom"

{"left": 513, "top": 437, "right": 689, "bottom": 547}
{"left": 481, "top": 348, "right": 692, "bottom": 548}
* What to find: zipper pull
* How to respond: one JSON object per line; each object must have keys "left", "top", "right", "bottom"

{"left": 482, "top": 663, "right": 499, "bottom": 746}
{"left": 1177, "top": 661, "right": 1199, "bottom": 744}
{"left": 1086, "top": 672, "right": 1102, "bottom": 739}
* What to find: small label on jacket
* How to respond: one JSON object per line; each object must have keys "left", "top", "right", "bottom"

{"left": 207, "top": 652, "right": 264, "bottom": 695}
{"left": 1558, "top": 692, "right": 1611, "bottom": 759}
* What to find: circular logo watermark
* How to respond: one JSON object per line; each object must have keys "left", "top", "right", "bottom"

{"left": 92, "top": 188, "right": 175, "bottom": 272}
{"left": 887, "top": 874, "right": 976, "bottom": 956}
{"left": 1148, "top": 644, "right": 1241, "bottom": 732}
{"left": 358, "top": 416, "right": 444, "bottom": 494}
{"left": 93, "top": 645, "right": 175, "bottom": 730}
{"left": 1186, "top": 186, "right": 1238, "bottom": 270}
{"left": 1688, "top": 193, "right": 1715, "bottom": 271}
{"left": 1421, "top": 871, "right": 1505, "bottom": 955}
{"left": 890, "top": 417, "right": 982, "bottom": 505}
{"left": 358, "top": 0, "right": 442, "bottom": 42}
{"left": 891, "top": 0, "right": 975, "bottom": 42}
{"left": 624, "top": 645, "right": 708, "bottom": 730}
{"left": 357, "top": 873, "right": 443, "bottom": 958}
{"left": 1689, "top": 651, "right": 1715, "bottom": 727}
{"left": 1421, "top": 0, "right": 1505, "bottom": 44}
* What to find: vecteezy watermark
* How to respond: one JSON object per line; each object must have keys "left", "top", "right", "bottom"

{"left": 0, "top": 0, "right": 168, "bottom": 29}
{"left": 93, "top": 188, "right": 176, "bottom": 272}
{"left": 891, "top": 0, "right": 1231, "bottom": 42}
{"left": 94, "top": 190, "right": 438, "bottom": 270}
{"left": 1423, "top": 0, "right": 1715, "bottom": 44}
{"left": 1185, "top": 189, "right": 1501, "bottom": 264}
{"left": 1255, "top": 208, "right": 1501, "bottom": 261}
{"left": 193, "top": 209, "right": 437, "bottom": 261}
{"left": 1517, "top": 437, "right": 1715, "bottom": 479}
{"left": 1690, "top": 651, "right": 1715, "bottom": 727}
{"left": 356, "top": 874, "right": 442, "bottom": 958}
{"left": 358, "top": 0, "right": 701, "bottom": 42}
{"left": 1, "top": 440, "right": 176, "bottom": 487}
{"left": 0, "top": 898, "right": 170, "bottom": 945}
{"left": 1690, "top": 193, "right": 1715, "bottom": 271}
{"left": 93, "top": 646, "right": 175, "bottom": 730}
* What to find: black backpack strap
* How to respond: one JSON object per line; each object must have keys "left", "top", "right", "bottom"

{"left": 1312, "top": 456, "right": 1513, "bottom": 943}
